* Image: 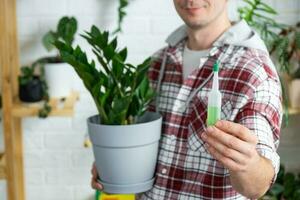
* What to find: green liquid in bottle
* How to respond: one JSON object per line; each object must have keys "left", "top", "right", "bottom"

{"left": 207, "top": 106, "right": 220, "bottom": 126}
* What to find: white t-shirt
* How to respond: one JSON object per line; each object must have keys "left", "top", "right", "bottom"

{"left": 183, "top": 43, "right": 210, "bottom": 79}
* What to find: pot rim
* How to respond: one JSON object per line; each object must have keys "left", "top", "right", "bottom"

{"left": 87, "top": 111, "right": 162, "bottom": 128}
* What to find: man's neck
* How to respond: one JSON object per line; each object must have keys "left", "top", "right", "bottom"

{"left": 186, "top": 12, "right": 231, "bottom": 51}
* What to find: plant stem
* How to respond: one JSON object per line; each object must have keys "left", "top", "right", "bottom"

{"left": 94, "top": 50, "right": 125, "bottom": 98}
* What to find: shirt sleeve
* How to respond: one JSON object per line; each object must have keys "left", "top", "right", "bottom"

{"left": 235, "top": 75, "right": 282, "bottom": 184}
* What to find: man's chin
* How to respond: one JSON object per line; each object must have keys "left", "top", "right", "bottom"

{"left": 185, "top": 20, "right": 208, "bottom": 30}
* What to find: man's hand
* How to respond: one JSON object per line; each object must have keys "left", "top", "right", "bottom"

{"left": 201, "top": 120, "right": 274, "bottom": 199}
{"left": 202, "top": 120, "right": 260, "bottom": 172}
{"left": 91, "top": 162, "right": 103, "bottom": 191}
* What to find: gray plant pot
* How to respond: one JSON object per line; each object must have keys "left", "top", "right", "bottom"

{"left": 87, "top": 111, "right": 162, "bottom": 194}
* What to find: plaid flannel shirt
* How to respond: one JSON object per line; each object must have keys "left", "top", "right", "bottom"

{"left": 140, "top": 37, "right": 282, "bottom": 199}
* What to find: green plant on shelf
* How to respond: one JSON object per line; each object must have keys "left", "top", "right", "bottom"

{"left": 18, "top": 63, "right": 51, "bottom": 118}
{"left": 42, "top": 16, "right": 78, "bottom": 60}
{"left": 21, "top": 16, "right": 78, "bottom": 118}
{"left": 54, "top": 25, "right": 155, "bottom": 125}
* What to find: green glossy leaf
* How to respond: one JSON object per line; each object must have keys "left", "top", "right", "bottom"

{"left": 57, "top": 16, "right": 78, "bottom": 45}
{"left": 119, "top": 48, "right": 127, "bottom": 62}
{"left": 42, "top": 31, "right": 57, "bottom": 51}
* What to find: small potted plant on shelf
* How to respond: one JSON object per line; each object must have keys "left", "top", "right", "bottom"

{"left": 54, "top": 25, "right": 162, "bottom": 194}
{"left": 40, "top": 16, "right": 78, "bottom": 98}
{"left": 18, "top": 62, "right": 51, "bottom": 118}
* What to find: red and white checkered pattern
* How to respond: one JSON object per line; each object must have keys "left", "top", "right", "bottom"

{"left": 141, "top": 38, "right": 282, "bottom": 199}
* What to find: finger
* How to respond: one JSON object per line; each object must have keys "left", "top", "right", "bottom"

{"left": 91, "top": 178, "right": 103, "bottom": 190}
{"left": 206, "top": 144, "right": 246, "bottom": 172}
{"left": 205, "top": 126, "right": 253, "bottom": 156}
{"left": 215, "top": 120, "right": 258, "bottom": 144}
{"left": 202, "top": 132, "right": 247, "bottom": 165}
{"left": 91, "top": 163, "right": 99, "bottom": 178}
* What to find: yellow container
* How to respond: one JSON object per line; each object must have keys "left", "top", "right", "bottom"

{"left": 97, "top": 191, "right": 135, "bottom": 200}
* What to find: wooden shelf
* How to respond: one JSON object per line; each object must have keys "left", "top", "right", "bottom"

{"left": 0, "top": 153, "right": 5, "bottom": 179}
{"left": 288, "top": 107, "right": 300, "bottom": 115}
{"left": 12, "top": 91, "right": 79, "bottom": 117}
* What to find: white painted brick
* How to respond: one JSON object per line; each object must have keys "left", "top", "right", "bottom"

{"left": 73, "top": 186, "right": 94, "bottom": 200}
{"left": 45, "top": 168, "right": 91, "bottom": 186}
{"left": 38, "top": 17, "right": 64, "bottom": 36}
{"left": 26, "top": 186, "right": 73, "bottom": 200}
{"left": 71, "top": 149, "right": 94, "bottom": 168}
{"left": 42, "top": 150, "right": 72, "bottom": 168}
{"left": 33, "top": 0, "right": 68, "bottom": 16}
{"left": 150, "top": 17, "right": 183, "bottom": 35}
{"left": 17, "top": 0, "right": 35, "bottom": 17}
{"left": 274, "top": 0, "right": 300, "bottom": 13}
{"left": 25, "top": 151, "right": 43, "bottom": 168}
{"left": 275, "top": 14, "right": 300, "bottom": 25}
{"left": 17, "top": 17, "right": 39, "bottom": 37}
{"left": 148, "top": 0, "right": 176, "bottom": 17}
{"left": 71, "top": 113, "right": 93, "bottom": 134}
{"left": 119, "top": 35, "right": 165, "bottom": 56}
{"left": 67, "top": 0, "right": 117, "bottom": 16}
{"left": 44, "top": 133, "right": 85, "bottom": 150}
{"left": 24, "top": 130, "right": 44, "bottom": 150}
{"left": 25, "top": 168, "right": 45, "bottom": 185}
{"left": 23, "top": 117, "right": 73, "bottom": 132}
{"left": 71, "top": 75, "right": 87, "bottom": 92}
{"left": 19, "top": 35, "right": 49, "bottom": 65}
{"left": 121, "top": 17, "right": 151, "bottom": 35}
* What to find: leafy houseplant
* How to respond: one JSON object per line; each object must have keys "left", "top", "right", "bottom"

{"left": 54, "top": 25, "right": 162, "bottom": 194}
{"left": 55, "top": 26, "right": 155, "bottom": 125}
{"left": 239, "top": 0, "right": 300, "bottom": 123}
{"left": 40, "top": 16, "right": 78, "bottom": 98}
{"left": 262, "top": 165, "right": 300, "bottom": 200}
{"left": 18, "top": 63, "right": 51, "bottom": 118}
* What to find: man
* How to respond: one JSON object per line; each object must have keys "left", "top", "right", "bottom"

{"left": 92, "top": 0, "right": 282, "bottom": 199}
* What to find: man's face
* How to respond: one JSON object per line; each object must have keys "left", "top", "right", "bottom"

{"left": 173, "top": 0, "right": 228, "bottom": 29}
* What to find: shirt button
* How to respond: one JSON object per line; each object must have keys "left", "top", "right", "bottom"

{"left": 161, "top": 168, "right": 167, "bottom": 174}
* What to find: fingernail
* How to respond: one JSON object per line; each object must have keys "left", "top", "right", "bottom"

{"left": 202, "top": 133, "right": 207, "bottom": 140}
{"left": 207, "top": 126, "right": 214, "bottom": 133}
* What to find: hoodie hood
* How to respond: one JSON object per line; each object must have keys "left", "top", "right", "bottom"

{"left": 165, "top": 20, "right": 277, "bottom": 74}
{"left": 166, "top": 20, "right": 269, "bottom": 54}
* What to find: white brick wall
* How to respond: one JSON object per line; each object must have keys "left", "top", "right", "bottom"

{"left": 0, "top": 0, "right": 299, "bottom": 200}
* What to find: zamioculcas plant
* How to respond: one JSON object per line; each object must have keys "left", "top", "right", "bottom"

{"left": 54, "top": 26, "right": 161, "bottom": 194}
{"left": 54, "top": 25, "right": 155, "bottom": 125}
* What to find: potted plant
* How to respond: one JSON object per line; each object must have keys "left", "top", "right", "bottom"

{"left": 239, "top": 0, "right": 300, "bottom": 123}
{"left": 262, "top": 165, "right": 300, "bottom": 200}
{"left": 54, "top": 25, "right": 162, "bottom": 194}
{"left": 18, "top": 62, "right": 51, "bottom": 118}
{"left": 274, "top": 23, "right": 300, "bottom": 109}
{"left": 19, "top": 63, "right": 43, "bottom": 103}
{"left": 41, "top": 16, "right": 78, "bottom": 98}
